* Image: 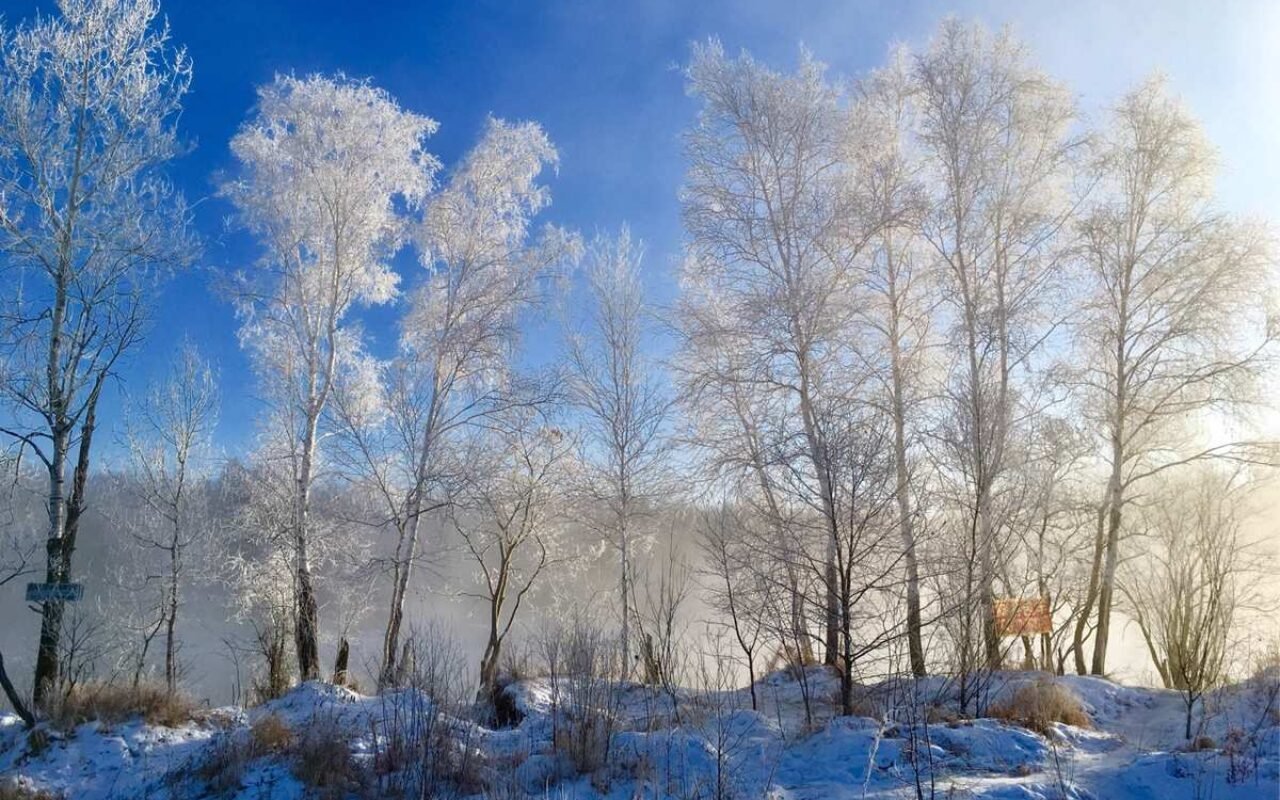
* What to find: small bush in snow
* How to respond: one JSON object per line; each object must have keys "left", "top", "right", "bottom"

{"left": 189, "top": 709, "right": 352, "bottom": 797}
{"left": 990, "top": 680, "right": 1090, "bottom": 735}
{"left": 925, "top": 703, "right": 962, "bottom": 725}
{"left": 23, "top": 730, "right": 51, "bottom": 759}
{"left": 367, "top": 631, "right": 484, "bottom": 799}
{"left": 499, "top": 641, "right": 540, "bottom": 686}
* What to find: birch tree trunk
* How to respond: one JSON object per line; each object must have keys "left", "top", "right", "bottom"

{"left": 295, "top": 417, "right": 321, "bottom": 681}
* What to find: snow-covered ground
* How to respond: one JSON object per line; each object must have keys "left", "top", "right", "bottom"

{"left": 1, "top": 669, "right": 1276, "bottom": 799}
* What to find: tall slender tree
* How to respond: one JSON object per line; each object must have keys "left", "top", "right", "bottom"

{"left": 1075, "top": 77, "right": 1274, "bottom": 674}
{"left": 681, "top": 43, "right": 870, "bottom": 665}
{"left": 223, "top": 74, "right": 437, "bottom": 681}
{"left": 0, "top": 0, "right": 195, "bottom": 705}
{"left": 330, "top": 118, "right": 577, "bottom": 688}
{"left": 914, "top": 20, "right": 1079, "bottom": 670}
{"left": 451, "top": 409, "right": 573, "bottom": 702}
{"left": 568, "top": 229, "right": 670, "bottom": 676}
{"left": 851, "top": 51, "right": 935, "bottom": 676}
{"left": 122, "top": 342, "right": 219, "bottom": 693}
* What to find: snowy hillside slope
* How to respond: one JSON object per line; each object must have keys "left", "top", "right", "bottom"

{"left": 1, "top": 669, "right": 1276, "bottom": 799}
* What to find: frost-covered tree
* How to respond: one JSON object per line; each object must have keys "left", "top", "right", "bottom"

{"left": 0, "top": 0, "right": 195, "bottom": 705}
{"left": 451, "top": 408, "right": 574, "bottom": 702}
{"left": 914, "top": 20, "right": 1079, "bottom": 672}
{"left": 568, "top": 229, "right": 670, "bottom": 677}
{"left": 331, "top": 118, "right": 578, "bottom": 689}
{"left": 1074, "top": 77, "right": 1274, "bottom": 675}
{"left": 222, "top": 74, "right": 437, "bottom": 681}
{"left": 121, "top": 342, "right": 219, "bottom": 693}
{"left": 850, "top": 51, "right": 936, "bottom": 676}
{"left": 220, "top": 455, "right": 302, "bottom": 702}
{"left": 680, "top": 43, "right": 862, "bottom": 666}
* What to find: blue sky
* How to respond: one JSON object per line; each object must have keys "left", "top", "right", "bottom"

{"left": 12, "top": 0, "right": 1280, "bottom": 459}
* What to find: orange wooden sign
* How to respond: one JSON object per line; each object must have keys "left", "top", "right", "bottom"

{"left": 994, "top": 597, "right": 1052, "bottom": 636}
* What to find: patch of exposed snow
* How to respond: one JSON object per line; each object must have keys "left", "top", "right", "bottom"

{"left": 0, "top": 671, "right": 1276, "bottom": 799}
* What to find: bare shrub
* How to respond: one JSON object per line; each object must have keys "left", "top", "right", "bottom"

{"left": 46, "top": 681, "right": 201, "bottom": 730}
{"left": 372, "top": 689, "right": 479, "bottom": 797}
{"left": 369, "top": 623, "right": 481, "bottom": 798}
{"left": 401, "top": 621, "right": 473, "bottom": 709}
{"left": 882, "top": 670, "right": 948, "bottom": 800}
{"left": 291, "top": 712, "right": 363, "bottom": 795}
{"left": 182, "top": 714, "right": 290, "bottom": 796}
{"left": 845, "top": 687, "right": 883, "bottom": 721}
{"left": 990, "top": 680, "right": 1090, "bottom": 735}
{"left": 1214, "top": 657, "right": 1280, "bottom": 785}
{"left": 499, "top": 639, "right": 539, "bottom": 686}
{"left": 636, "top": 541, "right": 692, "bottom": 722}
{"left": 188, "top": 709, "right": 360, "bottom": 797}
{"left": 24, "top": 729, "right": 51, "bottom": 759}
{"left": 476, "top": 743, "right": 534, "bottom": 800}
{"left": 925, "top": 704, "right": 961, "bottom": 725}
{"left": 187, "top": 714, "right": 291, "bottom": 795}
{"left": 542, "top": 614, "right": 623, "bottom": 777}
{"left": 553, "top": 708, "right": 617, "bottom": 776}
{"left": 763, "top": 644, "right": 821, "bottom": 674}
{"left": 687, "top": 631, "right": 782, "bottom": 800}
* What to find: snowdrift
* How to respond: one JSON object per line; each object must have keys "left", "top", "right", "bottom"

{"left": 0, "top": 669, "right": 1275, "bottom": 799}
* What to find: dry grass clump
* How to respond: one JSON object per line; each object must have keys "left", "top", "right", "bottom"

{"left": 1185, "top": 734, "right": 1217, "bottom": 752}
{"left": 0, "top": 779, "right": 60, "bottom": 800}
{"left": 925, "top": 703, "right": 963, "bottom": 725}
{"left": 499, "top": 643, "right": 541, "bottom": 685}
{"left": 835, "top": 685, "right": 882, "bottom": 720}
{"left": 989, "top": 680, "right": 1090, "bottom": 735}
{"left": 763, "top": 644, "right": 822, "bottom": 675}
{"left": 24, "top": 729, "right": 51, "bottom": 758}
{"left": 46, "top": 681, "right": 201, "bottom": 730}
{"left": 189, "top": 716, "right": 290, "bottom": 795}
{"left": 249, "top": 713, "right": 292, "bottom": 753}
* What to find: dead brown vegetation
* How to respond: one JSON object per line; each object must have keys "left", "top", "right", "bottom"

{"left": 989, "top": 680, "right": 1091, "bottom": 735}
{"left": 45, "top": 681, "right": 202, "bottom": 730}
{"left": 249, "top": 713, "right": 292, "bottom": 752}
